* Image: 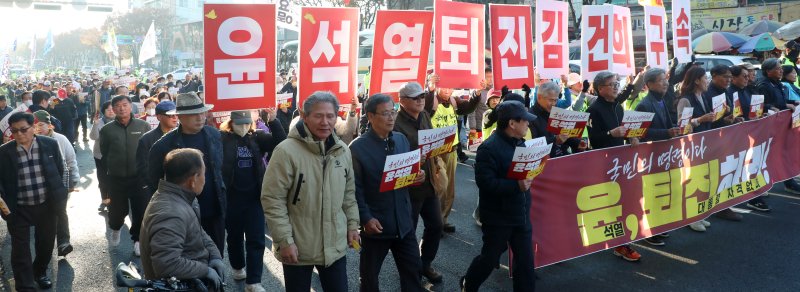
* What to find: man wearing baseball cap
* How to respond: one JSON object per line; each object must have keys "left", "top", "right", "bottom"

{"left": 147, "top": 93, "right": 228, "bottom": 259}
{"left": 135, "top": 101, "right": 178, "bottom": 229}
{"left": 461, "top": 100, "right": 537, "bottom": 291}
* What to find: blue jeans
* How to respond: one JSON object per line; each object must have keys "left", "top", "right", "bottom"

{"left": 225, "top": 192, "right": 266, "bottom": 284}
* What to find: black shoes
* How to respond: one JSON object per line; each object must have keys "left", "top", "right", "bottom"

{"left": 57, "top": 243, "right": 73, "bottom": 257}
{"left": 747, "top": 198, "right": 771, "bottom": 212}
{"left": 36, "top": 276, "right": 52, "bottom": 289}
{"left": 442, "top": 223, "right": 456, "bottom": 233}
{"left": 422, "top": 267, "right": 443, "bottom": 283}
{"left": 457, "top": 152, "right": 469, "bottom": 163}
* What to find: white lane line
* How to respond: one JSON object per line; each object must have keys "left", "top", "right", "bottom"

{"left": 632, "top": 244, "right": 699, "bottom": 265}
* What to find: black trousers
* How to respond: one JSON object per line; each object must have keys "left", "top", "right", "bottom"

{"left": 94, "top": 158, "right": 110, "bottom": 200}
{"left": 225, "top": 194, "right": 266, "bottom": 284}
{"left": 464, "top": 224, "right": 535, "bottom": 292}
{"left": 55, "top": 194, "right": 70, "bottom": 246}
{"left": 410, "top": 193, "right": 442, "bottom": 268}
{"left": 74, "top": 114, "right": 88, "bottom": 140}
{"left": 360, "top": 232, "right": 423, "bottom": 292}
{"left": 283, "top": 256, "right": 347, "bottom": 292}
{"left": 108, "top": 176, "right": 150, "bottom": 242}
{"left": 201, "top": 215, "right": 226, "bottom": 258}
{"left": 7, "top": 201, "right": 57, "bottom": 292}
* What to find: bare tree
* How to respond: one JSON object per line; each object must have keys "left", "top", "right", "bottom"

{"left": 568, "top": 0, "right": 596, "bottom": 39}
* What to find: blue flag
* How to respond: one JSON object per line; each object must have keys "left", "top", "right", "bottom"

{"left": 43, "top": 30, "right": 54, "bottom": 56}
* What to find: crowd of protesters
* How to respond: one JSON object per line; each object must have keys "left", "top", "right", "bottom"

{"left": 1, "top": 40, "right": 800, "bottom": 291}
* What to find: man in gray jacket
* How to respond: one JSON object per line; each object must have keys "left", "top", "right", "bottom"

{"left": 140, "top": 148, "right": 225, "bottom": 291}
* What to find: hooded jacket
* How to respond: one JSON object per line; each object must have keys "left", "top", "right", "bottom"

{"left": 140, "top": 180, "right": 222, "bottom": 280}
{"left": 261, "top": 121, "right": 360, "bottom": 267}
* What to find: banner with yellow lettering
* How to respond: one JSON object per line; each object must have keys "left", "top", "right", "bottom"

{"left": 530, "top": 110, "right": 800, "bottom": 268}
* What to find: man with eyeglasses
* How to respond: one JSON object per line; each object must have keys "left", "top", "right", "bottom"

{"left": 394, "top": 82, "right": 444, "bottom": 283}
{"left": 587, "top": 71, "right": 642, "bottom": 262}
{"left": 0, "top": 112, "right": 68, "bottom": 290}
{"left": 351, "top": 94, "right": 426, "bottom": 291}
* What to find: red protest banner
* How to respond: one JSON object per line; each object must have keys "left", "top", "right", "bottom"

{"left": 490, "top": 4, "right": 535, "bottom": 89}
{"left": 546, "top": 107, "right": 590, "bottom": 138}
{"left": 203, "top": 4, "right": 276, "bottom": 112}
{"left": 534, "top": 0, "right": 568, "bottom": 79}
{"left": 580, "top": 5, "right": 612, "bottom": 80}
{"left": 507, "top": 143, "right": 552, "bottom": 180}
{"left": 419, "top": 125, "right": 457, "bottom": 158}
{"left": 380, "top": 149, "right": 422, "bottom": 192}
{"left": 621, "top": 110, "right": 654, "bottom": 138}
{"left": 298, "top": 7, "right": 359, "bottom": 107}
{"left": 434, "top": 0, "right": 485, "bottom": 89}
{"left": 672, "top": 0, "right": 693, "bottom": 63}
{"left": 643, "top": 6, "right": 668, "bottom": 70}
{"left": 369, "top": 10, "right": 433, "bottom": 100}
{"left": 531, "top": 111, "right": 800, "bottom": 268}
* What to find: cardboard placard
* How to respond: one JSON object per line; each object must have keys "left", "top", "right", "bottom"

{"left": 547, "top": 107, "right": 590, "bottom": 137}
{"left": 379, "top": 149, "right": 422, "bottom": 192}
{"left": 418, "top": 125, "right": 458, "bottom": 158}
{"left": 506, "top": 143, "right": 552, "bottom": 180}
{"left": 621, "top": 110, "right": 655, "bottom": 138}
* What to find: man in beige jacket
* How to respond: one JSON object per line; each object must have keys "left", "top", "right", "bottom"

{"left": 261, "top": 91, "right": 361, "bottom": 291}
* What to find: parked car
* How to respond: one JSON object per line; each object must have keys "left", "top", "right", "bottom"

{"left": 695, "top": 55, "right": 762, "bottom": 79}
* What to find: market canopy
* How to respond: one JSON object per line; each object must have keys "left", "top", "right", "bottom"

{"left": 692, "top": 32, "right": 749, "bottom": 53}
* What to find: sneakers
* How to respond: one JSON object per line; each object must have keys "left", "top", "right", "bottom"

{"left": 458, "top": 152, "right": 469, "bottom": 163}
{"left": 233, "top": 268, "right": 247, "bottom": 281}
{"left": 689, "top": 222, "right": 706, "bottom": 232}
{"left": 57, "top": 243, "right": 74, "bottom": 257}
{"left": 245, "top": 284, "right": 266, "bottom": 292}
{"left": 700, "top": 220, "right": 711, "bottom": 227}
{"left": 109, "top": 230, "right": 121, "bottom": 246}
{"left": 747, "top": 198, "right": 771, "bottom": 212}
{"left": 134, "top": 241, "right": 141, "bottom": 257}
{"left": 613, "top": 245, "right": 641, "bottom": 262}
{"left": 422, "top": 266, "right": 443, "bottom": 283}
{"left": 714, "top": 208, "right": 743, "bottom": 221}
{"left": 657, "top": 232, "right": 670, "bottom": 238}
{"left": 97, "top": 203, "right": 107, "bottom": 212}
{"left": 644, "top": 236, "right": 665, "bottom": 246}
{"left": 786, "top": 185, "right": 800, "bottom": 195}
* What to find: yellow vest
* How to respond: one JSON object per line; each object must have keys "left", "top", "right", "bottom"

{"left": 431, "top": 103, "right": 459, "bottom": 147}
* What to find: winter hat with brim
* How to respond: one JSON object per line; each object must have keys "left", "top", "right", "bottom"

{"left": 174, "top": 92, "right": 214, "bottom": 115}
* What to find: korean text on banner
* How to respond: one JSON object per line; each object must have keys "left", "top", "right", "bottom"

{"left": 203, "top": 4, "right": 276, "bottom": 112}
{"left": 678, "top": 107, "right": 693, "bottom": 135}
{"left": 643, "top": 6, "right": 668, "bottom": 70}
{"left": 369, "top": 10, "right": 433, "bottom": 99}
{"left": 580, "top": 5, "right": 612, "bottom": 80}
{"left": 611, "top": 5, "right": 634, "bottom": 76}
{"left": 534, "top": 0, "right": 568, "bottom": 80}
{"left": 380, "top": 149, "right": 422, "bottom": 192}
{"left": 490, "top": 4, "right": 535, "bottom": 89}
{"left": 299, "top": 7, "right": 359, "bottom": 107}
{"left": 434, "top": 0, "right": 485, "bottom": 89}
{"left": 531, "top": 111, "right": 800, "bottom": 268}
{"left": 793, "top": 108, "right": 800, "bottom": 128}
{"left": 732, "top": 92, "right": 742, "bottom": 117}
{"left": 547, "top": 107, "right": 590, "bottom": 138}
{"left": 712, "top": 93, "right": 726, "bottom": 121}
{"left": 507, "top": 143, "right": 552, "bottom": 180}
{"left": 750, "top": 95, "right": 764, "bottom": 120}
{"left": 468, "top": 131, "right": 482, "bottom": 152}
{"left": 419, "top": 125, "right": 458, "bottom": 158}
{"left": 622, "top": 110, "right": 655, "bottom": 138}
{"left": 276, "top": 93, "right": 292, "bottom": 109}
{"left": 672, "top": 0, "right": 692, "bottom": 63}
{"left": 273, "top": 0, "right": 300, "bottom": 31}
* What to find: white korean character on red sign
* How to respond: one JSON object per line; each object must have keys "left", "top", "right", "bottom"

{"left": 441, "top": 16, "right": 479, "bottom": 73}
{"left": 490, "top": 4, "right": 534, "bottom": 89}
{"left": 369, "top": 10, "right": 433, "bottom": 98}
{"left": 309, "top": 20, "right": 351, "bottom": 92}
{"left": 643, "top": 6, "right": 668, "bottom": 70}
{"left": 214, "top": 17, "right": 267, "bottom": 100}
{"left": 535, "top": 0, "right": 568, "bottom": 79}
{"left": 434, "top": 0, "right": 485, "bottom": 89}
{"left": 299, "top": 7, "right": 358, "bottom": 106}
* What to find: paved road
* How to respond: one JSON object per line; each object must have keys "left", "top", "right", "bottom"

{"left": 0, "top": 138, "right": 799, "bottom": 291}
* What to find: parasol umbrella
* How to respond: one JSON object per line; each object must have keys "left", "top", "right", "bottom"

{"left": 775, "top": 19, "right": 800, "bottom": 40}
{"left": 692, "top": 32, "right": 749, "bottom": 53}
{"left": 738, "top": 20, "right": 784, "bottom": 36}
{"left": 738, "top": 33, "right": 787, "bottom": 53}
{"left": 692, "top": 28, "right": 712, "bottom": 40}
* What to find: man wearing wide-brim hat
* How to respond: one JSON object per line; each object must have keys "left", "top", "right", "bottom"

{"left": 146, "top": 92, "right": 229, "bottom": 268}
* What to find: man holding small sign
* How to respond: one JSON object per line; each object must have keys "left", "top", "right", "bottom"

{"left": 350, "top": 94, "right": 426, "bottom": 291}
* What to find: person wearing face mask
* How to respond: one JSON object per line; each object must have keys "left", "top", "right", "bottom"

{"left": 219, "top": 110, "right": 285, "bottom": 292}
{"left": 139, "top": 98, "right": 160, "bottom": 130}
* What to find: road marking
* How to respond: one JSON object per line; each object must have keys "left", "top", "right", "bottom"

{"left": 632, "top": 244, "right": 699, "bottom": 265}
{"left": 635, "top": 272, "right": 657, "bottom": 280}
{"left": 766, "top": 192, "right": 800, "bottom": 201}
{"left": 729, "top": 207, "right": 751, "bottom": 214}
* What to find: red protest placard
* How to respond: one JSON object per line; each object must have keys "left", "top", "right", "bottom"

{"left": 507, "top": 143, "right": 552, "bottom": 180}
{"left": 276, "top": 93, "right": 292, "bottom": 109}
{"left": 678, "top": 107, "right": 693, "bottom": 135}
{"left": 418, "top": 125, "right": 457, "bottom": 158}
{"left": 298, "top": 7, "right": 359, "bottom": 107}
{"left": 750, "top": 95, "right": 764, "bottom": 119}
{"left": 534, "top": 0, "right": 568, "bottom": 79}
{"left": 380, "top": 149, "right": 422, "bottom": 192}
{"left": 580, "top": 5, "right": 612, "bottom": 81}
{"left": 467, "top": 130, "right": 482, "bottom": 151}
{"left": 711, "top": 93, "right": 726, "bottom": 121}
{"left": 434, "top": 0, "right": 485, "bottom": 89}
{"left": 490, "top": 4, "right": 535, "bottom": 89}
{"left": 547, "top": 107, "right": 590, "bottom": 137}
{"left": 732, "top": 91, "right": 742, "bottom": 117}
{"left": 622, "top": 110, "right": 655, "bottom": 138}
{"left": 611, "top": 5, "right": 634, "bottom": 76}
{"left": 369, "top": 10, "right": 433, "bottom": 100}
{"left": 672, "top": 0, "right": 693, "bottom": 63}
{"left": 643, "top": 6, "right": 668, "bottom": 70}
{"left": 203, "top": 4, "right": 276, "bottom": 112}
